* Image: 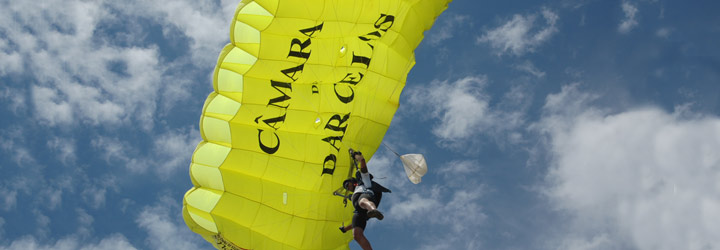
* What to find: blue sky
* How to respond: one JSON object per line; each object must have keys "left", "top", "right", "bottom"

{"left": 1, "top": 0, "right": 720, "bottom": 249}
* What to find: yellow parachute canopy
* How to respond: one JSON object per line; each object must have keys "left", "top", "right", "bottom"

{"left": 183, "top": 0, "right": 451, "bottom": 249}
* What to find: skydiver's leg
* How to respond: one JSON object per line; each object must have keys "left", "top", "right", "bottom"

{"left": 358, "top": 198, "right": 377, "bottom": 211}
{"left": 359, "top": 198, "right": 383, "bottom": 220}
{"left": 353, "top": 227, "right": 373, "bottom": 250}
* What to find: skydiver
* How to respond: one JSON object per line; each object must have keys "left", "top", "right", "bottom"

{"left": 338, "top": 151, "right": 391, "bottom": 250}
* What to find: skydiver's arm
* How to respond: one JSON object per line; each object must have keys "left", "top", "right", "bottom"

{"left": 355, "top": 153, "right": 372, "bottom": 188}
{"left": 355, "top": 153, "right": 368, "bottom": 173}
{"left": 339, "top": 224, "right": 353, "bottom": 233}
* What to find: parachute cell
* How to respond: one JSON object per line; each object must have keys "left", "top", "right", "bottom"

{"left": 182, "top": 0, "right": 451, "bottom": 249}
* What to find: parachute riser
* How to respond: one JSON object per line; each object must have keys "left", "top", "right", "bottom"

{"left": 332, "top": 148, "right": 360, "bottom": 207}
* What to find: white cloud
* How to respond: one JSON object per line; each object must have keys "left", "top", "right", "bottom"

{"left": 81, "top": 175, "right": 120, "bottom": 209}
{"left": 366, "top": 150, "right": 399, "bottom": 183}
{"left": 152, "top": 128, "right": 199, "bottom": 178}
{"left": 91, "top": 128, "right": 198, "bottom": 178}
{"left": 91, "top": 136, "right": 144, "bottom": 173}
{"left": 81, "top": 186, "right": 108, "bottom": 210}
{"left": 387, "top": 159, "right": 487, "bottom": 249}
{"left": 0, "top": 217, "right": 5, "bottom": 238}
{"left": 112, "top": 0, "right": 235, "bottom": 65}
{"left": 389, "top": 188, "right": 487, "bottom": 247}
{"left": 0, "top": 196, "right": 135, "bottom": 250}
{"left": 515, "top": 60, "right": 546, "bottom": 78}
{"left": 364, "top": 150, "right": 488, "bottom": 250}
{"left": 619, "top": 2, "right": 639, "bottom": 34}
{"left": 0, "top": 51, "right": 22, "bottom": 76}
{"left": 47, "top": 137, "right": 77, "bottom": 165}
{"left": 417, "top": 76, "right": 490, "bottom": 140}
{"left": 76, "top": 208, "right": 94, "bottom": 239}
{"left": 659, "top": 5, "right": 665, "bottom": 19}
{"left": 556, "top": 234, "right": 616, "bottom": 250}
{"left": 0, "top": 235, "right": 137, "bottom": 250}
{"left": 0, "top": 1, "right": 251, "bottom": 249}
{"left": 407, "top": 76, "right": 529, "bottom": 149}
{"left": 91, "top": 136, "right": 131, "bottom": 163}
{"left": 389, "top": 192, "right": 442, "bottom": 221}
{"left": 41, "top": 188, "right": 64, "bottom": 211}
{"left": 31, "top": 86, "right": 74, "bottom": 126}
{"left": 478, "top": 8, "right": 559, "bottom": 56}
{"left": 0, "top": 188, "right": 18, "bottom": 211}
{"left": 437, "top": 160, "right": 480, "bottom": 176}
{"left": 0, "top": 86, "right": 27, "bottom": 115}
{"left": 436, "top": 160, "right": 484, "bottom": 188}
{"left": 428, "top": 14, "right": 472, "bottom": 46}
{"left": 26, "top": 176, "right": 74, "bottom": 211}
{"left": 4, "top": 0, "right": 164, "bottom": 129}
{"left": 537, "top": 85, "right": 720, "bottom": 250}
{"left": 539, "top": 84, "right": 600, "bottom": 123}
{"left": 34, "top": 210, "right": 51, "bottom": 239}
{"left": 656, "top": 27, "right": 671, "bottom": 38}
{"left": 0, "top": 177, "right": 32, "bottom": 212}
{"left": 136, "top": 196, "right": 204, "bottom": 250}
{"left": 0, "top": 0, "right": 236, "bottom": 130}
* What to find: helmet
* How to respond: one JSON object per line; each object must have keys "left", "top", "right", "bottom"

{"left": 343, "top": 178, "right": 356, "bottom": 190}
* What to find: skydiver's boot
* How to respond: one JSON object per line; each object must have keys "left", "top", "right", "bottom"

{"left": 367, "top": 209, "right": 384, "bottom": 220}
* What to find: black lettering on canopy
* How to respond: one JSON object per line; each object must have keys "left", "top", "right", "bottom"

{"left": 333, "top": 83, "right": 354, "bottom": 103}
{"left": 268, "top": 80, "right": 292, "bottom": 108}
{"left": 299, "top": 23, "right": 324, "bottom": 38}
{"left": 317, "top": 14, "right": 396, "bottom": 176}
{"left": 255, "top": 114, "right": 287, "bottom": 130}
{"left": 320, "top": 113, "right": 350, "bottom": 175}
{"left": 358, "top": 31, "right": 382, "bottom": 42}
{"left": 339, "top": 72, "right": 364, "bottom": 85}
{"left": 288, "top": 38, "right": 312, "bottom": 60}
{"left": 324, "top": 113, "right": 350, "bottom": 133}
{"left": 257, "top": 129, "right": 280, "bottom": 154}
{"left": 321, "top": 154, "right": 337, "bottom": 175}
{"left": 281, "top": 64, "right": 304, "bottom": 82}
{"left": 374, "top": 14, "right": 395, "bottom": 32}
{"left": 351, "top": 46, "right": 373, "bottom": 68}
{"left": 322, "top": 135, "right": 344, "bottom": 152}
{"left": 321, "top": 113, "right": 350, "bottom": 151}
{"left": 352, "top": 14, "right": 395, "bottom": 68}
{"left": 255, "top": 23, "right": 327, "bottom": 156}
{"left": 333, "top": 73, "right": 364, "bottom": 103}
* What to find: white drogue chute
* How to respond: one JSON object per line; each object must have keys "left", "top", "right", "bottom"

{"left": 399, "top": 153, "right": 427, "bottom": 184}
{"left": 384, "top": 143, "right": 427, "bottom": 184}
